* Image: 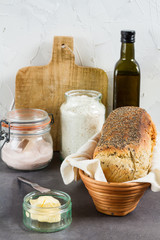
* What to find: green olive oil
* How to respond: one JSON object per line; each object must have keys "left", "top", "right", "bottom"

{"left": 113, "top": 30, "right": 140, "bottom": 109}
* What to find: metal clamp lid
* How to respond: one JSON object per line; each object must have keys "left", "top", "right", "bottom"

{"left": 49, "top": 113, "right": 54, "bottom": 125}
{"left": 0, "top": 112, "right": 54, "bottom": 151}
{"left": 0, "top": 120, "right": 10, "bottom": 150}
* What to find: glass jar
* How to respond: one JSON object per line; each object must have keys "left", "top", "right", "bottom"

{"left": 23, "top": 190, "right": 72, "bottom": 232}
{"left": 60, "top": 90, "right": 106, "bottom": 159}
{"left": 0, "top": 109, "right": 54, "bottom": 170}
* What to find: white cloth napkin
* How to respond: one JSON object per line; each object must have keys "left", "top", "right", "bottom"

{"left": 60, "top": 132, "right": 160, "bottom": 192}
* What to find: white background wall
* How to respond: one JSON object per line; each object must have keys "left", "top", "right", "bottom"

{"left": 0, "top": 0, "right": 160, "bottom": 130}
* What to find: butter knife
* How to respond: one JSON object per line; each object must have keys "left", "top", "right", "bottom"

{"left": 17, "top": 176, "right": 51, "bottom": 193}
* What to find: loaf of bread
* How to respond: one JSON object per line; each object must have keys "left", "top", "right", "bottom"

{"left": 93, "top": 106, "right": 157, "bottom": 182}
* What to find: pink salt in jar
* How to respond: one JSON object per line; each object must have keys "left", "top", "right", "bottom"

{"left": 0, "top": 109, "right": 54, "bottom": 170}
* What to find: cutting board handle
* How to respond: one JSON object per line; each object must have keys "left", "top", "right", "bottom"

{"left": 51, "top": 36, "right": 75, "bottom": 63}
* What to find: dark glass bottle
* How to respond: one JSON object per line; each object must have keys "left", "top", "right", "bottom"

{"left": 113, "top": 30, "right": 140, "bottom": 109}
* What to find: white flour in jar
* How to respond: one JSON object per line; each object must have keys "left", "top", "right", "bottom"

{"left": 60, "top": 95, "right": 105, "bottom": 159}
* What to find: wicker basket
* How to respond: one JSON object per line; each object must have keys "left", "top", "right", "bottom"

{"left": 79, "top": 169, "right": 150, "bottom": 216}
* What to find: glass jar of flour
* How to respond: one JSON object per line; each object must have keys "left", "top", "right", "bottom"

{"left": 0, "top": 109, "right": 54, "bottom": 170}
{"left": 60, "top": 90, "right": 106, "bottom": 159}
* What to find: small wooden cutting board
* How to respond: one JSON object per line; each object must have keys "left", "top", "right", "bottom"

{"left": 15, "top": 36, "right": 108, "bottom": 150}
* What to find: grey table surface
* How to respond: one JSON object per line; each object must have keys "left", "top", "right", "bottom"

{"left": 0, "top": 152, "right": 160, "bottom": 240}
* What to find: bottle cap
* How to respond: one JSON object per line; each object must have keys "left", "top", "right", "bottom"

{"left": 121, "top": 30, "right": 135, "bottom": 43}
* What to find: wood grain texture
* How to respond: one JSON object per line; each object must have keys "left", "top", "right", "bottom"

{"left": 15, "top": 36, "right": 108, "bottom": 150}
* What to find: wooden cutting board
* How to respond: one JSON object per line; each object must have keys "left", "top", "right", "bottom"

{"left": 15, "top": 36, "right": 108, "bottom": 150}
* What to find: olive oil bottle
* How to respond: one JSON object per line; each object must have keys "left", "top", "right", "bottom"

{"left": 113, "top": 30, "right": 140, "bottom": 109}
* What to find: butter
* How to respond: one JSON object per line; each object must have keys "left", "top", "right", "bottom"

{"left": 27, "top": 196, "right": 61, "bottom": 223}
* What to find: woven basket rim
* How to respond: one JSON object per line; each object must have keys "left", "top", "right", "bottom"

{"left": 79, "top": 169, "right": 151, "bottom": 188}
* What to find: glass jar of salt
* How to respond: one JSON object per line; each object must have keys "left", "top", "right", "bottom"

{"left": 0, "top": 109, "right": 53, "bottom": 170}
{"left": 60, "top": 90, "right": 106, "bottom": 159}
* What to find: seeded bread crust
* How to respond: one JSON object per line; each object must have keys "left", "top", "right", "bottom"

{"left": 93, "top": 106, "right": 157, "bottom": 182}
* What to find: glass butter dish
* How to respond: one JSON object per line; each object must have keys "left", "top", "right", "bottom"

{"left": 23, "top": 190, "right": 72, "bottom": 232}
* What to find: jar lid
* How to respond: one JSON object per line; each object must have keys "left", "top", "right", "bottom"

{"left": 65, "top": 89, "right": 102, "bottom": 100}
{"left": 3, "top": 109, "right": 52, "bottom": 131}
